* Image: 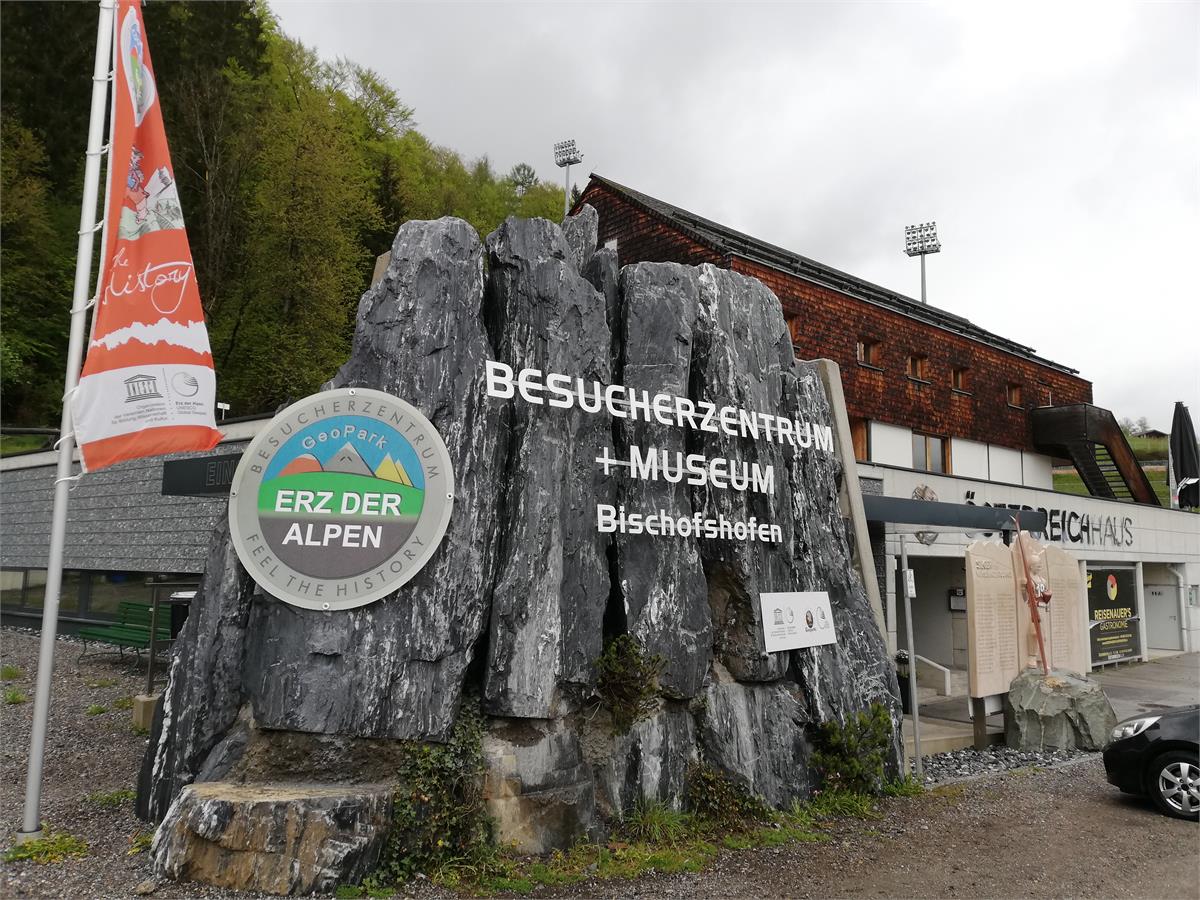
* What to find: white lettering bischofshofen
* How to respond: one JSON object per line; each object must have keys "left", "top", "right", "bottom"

{"left": 596, "top": 503, "right": 783, "bottom": 543}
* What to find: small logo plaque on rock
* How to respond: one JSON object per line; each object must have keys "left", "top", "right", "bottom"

{"left": 228, "top": 388, "right": 454, "bottom": 610}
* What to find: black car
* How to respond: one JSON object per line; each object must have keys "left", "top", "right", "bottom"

{"left": 1103, "top": 704, "right": 1199, "bottom": 821}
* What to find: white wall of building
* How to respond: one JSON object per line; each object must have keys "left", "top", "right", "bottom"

{"left": 952, "top": 438, "right": 989, "bottom": 480}
{"left": 987, "top": 445, "right": 1024, "bottom": 485}
{"left": 870, "top": 422, "right": 912, "bottom": 468}
{"left": 1022, "top": 453, "right": 1054, "bottom": 489}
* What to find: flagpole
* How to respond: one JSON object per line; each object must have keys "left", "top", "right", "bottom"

{"left": 18, "top": 0, "right": 117, "bottom": 843}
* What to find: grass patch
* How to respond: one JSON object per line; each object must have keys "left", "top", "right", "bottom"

{"left": 619, "top": 799, "right": 692, "bottom": 846}
{"left": 86, "top": 789, "right": 135, "bottom": 808}
{"left": 1, "top": 664, "right": 23, "bottom": 681}
{"left": 5, "top": 686, "right": 28, "bottom": 705}
{"left": 0, "top": 434, "right": 51, "bottom": 456}
{"left": 880, "top": 775, "right": 924, "bottom": 797}
{"left": 111, "top": 696, "right": 134, "bottom": 711}
{"left": 1053, "top": 469, "right": 1170, "bottom": 506}
{"left": 131, "top": 723, "right": 150, "bottom": 736}
{"left": 85, "top": 703, "right": 108, "bottom": 716}
{"left": 87, "top": 678, "right": 118, "bottom": 689}
{"left": 128, "top": 831, "right": 153, "bottom": 855}
{"left": 930, "top": 782, "right": 967, "bottom": 800}
{"left": 806, "top": 788, "right": 880, "bottom": 820}
{"left": 3, "top": 828, "right": 88, "bottom": 864}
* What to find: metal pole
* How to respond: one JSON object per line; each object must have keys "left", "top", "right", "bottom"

{"left": 900, "top": 534, "right": 922, "bottom": 778}
{"left": 563, "top": 162, "right": 571, "bottom": 219}
{"left": 18, "top": 0, "right": 115, "bottom": 843}
{"left": 919, "top": 253, "right": 927, "bottom": 304}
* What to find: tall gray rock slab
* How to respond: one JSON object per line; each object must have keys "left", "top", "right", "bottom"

{"left": 691, "top": 265, "right": 797, "bottom": 682}
{"left": 139, "top": 519, "right": 255, "bottom": 823}
{"left": 482, "top": 216, "right": 613, "bottom": 717}
{"left": 562, "top": 203, "right": 599, "bottom": 272}
{"left": 239, "top": 217, "right": 507, "bottom": 739}
{"left": 1005, "top": 669, "right": 1117, "bottom": 750}
{"left": 613, "top": 263, "right": 712, "bottom": 699}
{"left": 699, "top": 669, "right": 813, "bottom": 808}
{"left": 783, "top": 360, "right": 901, "bottom": 754}
{"left": 587, "top": 704, "right": 697, "bottom": 820}
{"left": 582, "top": 247, "right": 620, "bottom": 346}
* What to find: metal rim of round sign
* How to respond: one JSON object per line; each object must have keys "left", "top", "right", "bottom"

{"left": 227, "top": 387, "right": 455, "bottom": 611}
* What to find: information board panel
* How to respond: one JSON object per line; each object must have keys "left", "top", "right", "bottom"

{"left": 759, "top": 591, "right": 837, "bottom": 653}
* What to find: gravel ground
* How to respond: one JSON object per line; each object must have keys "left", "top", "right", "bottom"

{"left": 2, "top": 628, "right": 1195, "bottom": 899}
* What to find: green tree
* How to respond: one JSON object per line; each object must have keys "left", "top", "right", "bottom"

{"left": 208, "top": 31, "right": 381, "bottom": 412}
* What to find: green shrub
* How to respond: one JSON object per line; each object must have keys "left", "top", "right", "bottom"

{"left": 595, "top": 635, "right": 665, "bottom": 736}
{"left": 85, "top": 703, "right": 108, "bottom": 716}
{"left": 3, "top": 828, "right": 88, "bottom": 864}
{"left": 112, "top": 696, "right": 134, "bottom": 711}
{"left": 1, "top": 664, "right": 22, "bottom": 681}
{"left": 811, "top": 702, "right": 893, "bottom": 794}
{"left": 127, "top": 831, "right": 153, "bottom": 855}
{"left": 683, "top": 763, "right": 773, "bottom": 832}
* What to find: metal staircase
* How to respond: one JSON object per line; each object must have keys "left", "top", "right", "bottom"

{"left": 1032, "top": 404, "right": 1160, "bottom": 506}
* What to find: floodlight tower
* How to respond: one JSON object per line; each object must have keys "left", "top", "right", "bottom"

{"left": 554, "top": 139, "right": 583, "bottom": 219}
{"left": 904, "top": 222, "right": 941, "bottom": 304}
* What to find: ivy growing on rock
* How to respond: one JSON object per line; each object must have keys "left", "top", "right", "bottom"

{"left": 366, "top": 701, "right": 492, "bottom": 887}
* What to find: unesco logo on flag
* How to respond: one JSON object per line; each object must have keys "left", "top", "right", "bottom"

{"left": 228, "top": 388, "right": 455, "bottom": 610}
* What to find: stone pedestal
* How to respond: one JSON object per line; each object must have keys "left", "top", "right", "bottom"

{"left": 1004, "top": 669, "right": 1117, "bottom": 751}
{"left": 152, "top": 782, "right": 393, "bottom": 896}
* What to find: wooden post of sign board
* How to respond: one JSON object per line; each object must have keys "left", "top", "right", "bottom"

{"left": 971, "top": 697, "right": 990, "bottom": 750}
{"left": 814, "top": 359, "right": 886, "bottom": 639}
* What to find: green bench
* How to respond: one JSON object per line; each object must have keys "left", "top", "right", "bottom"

{"left": 78, "top": 600, "right": 172, "bottom": 662}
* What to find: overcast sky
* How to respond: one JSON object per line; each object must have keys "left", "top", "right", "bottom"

{"left": 274, "top": 1, "right": 1198, "bottom": 431}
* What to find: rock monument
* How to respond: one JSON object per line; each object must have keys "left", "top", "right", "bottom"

{"left": 140, "top": 208, "right": 899, "bottom": 893}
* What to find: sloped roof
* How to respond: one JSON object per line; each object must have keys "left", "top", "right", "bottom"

{"left": 584, "top": 174, "right": 1080, "bottom": 376}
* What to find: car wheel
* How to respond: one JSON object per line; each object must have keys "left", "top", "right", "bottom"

{"left": 1148, "top": 750, "right": 1200, "bottom": 821}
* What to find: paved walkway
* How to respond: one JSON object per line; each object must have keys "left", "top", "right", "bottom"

{"left": 904, "top": 652, "right": 1199, "bottom": 758}
{"left": 1090, "top": 651, "right": 1200, "bottom": 720}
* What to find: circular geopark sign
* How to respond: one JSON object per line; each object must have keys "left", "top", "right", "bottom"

{"left": 228, "top": 388, "right": 454, "bottom": 610}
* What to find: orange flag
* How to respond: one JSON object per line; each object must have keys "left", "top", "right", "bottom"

{"left": 73, "top": 0, "right": 221, "bottom": 471}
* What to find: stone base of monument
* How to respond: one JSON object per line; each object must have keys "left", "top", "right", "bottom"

{"left": 151, "top": 782, "right": 392, "bottom": 895}
{"left": 1003, "top": 669, "right": 1117, "bottom": 751}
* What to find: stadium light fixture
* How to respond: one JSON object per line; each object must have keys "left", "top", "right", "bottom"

{"left": 904, "top": 222, "right": 941, "bottom": 304}
{"left": 554, "top": 139, "right": 583, "bottom": 219}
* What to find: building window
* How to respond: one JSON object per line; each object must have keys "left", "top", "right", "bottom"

{"left": 907, "top": 354, "right": 929, "bottom": 381}
{"left": 952, "top": 367, "right": 970, "bottom": 392}
{"left": 856, "top": 339, "right": 879, "bottom": 367}
{"left": 1007, "top": 383, "right": 1023, "bottom": 407}
{"left": 850, "top": 418, "right": 870, "bottom": 462}
{"left": 912, "top": 433, "right": 949, "bottom": 474}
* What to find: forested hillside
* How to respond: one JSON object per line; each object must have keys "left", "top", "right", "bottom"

{"left": 0, "top": 1, "right": 564, "bottom": 426}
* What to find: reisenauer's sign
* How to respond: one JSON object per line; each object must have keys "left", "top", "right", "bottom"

{"left": 228, "top": 388, "right": 454, "bottom": 610}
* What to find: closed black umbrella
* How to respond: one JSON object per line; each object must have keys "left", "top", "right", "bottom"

{"left": 1169, "top": 401, "right": 1199, "bottom": 509}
